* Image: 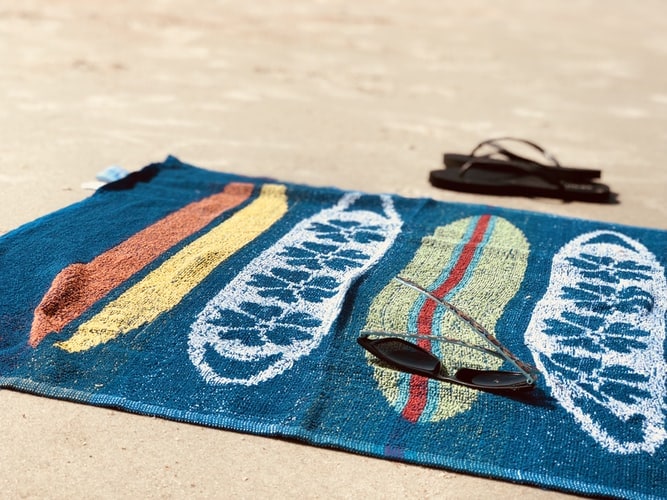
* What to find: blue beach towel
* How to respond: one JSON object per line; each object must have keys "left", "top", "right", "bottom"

{"left": 1, "top": 157, "right": 665, "bottom": 498}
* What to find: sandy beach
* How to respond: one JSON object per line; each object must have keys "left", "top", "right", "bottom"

{"left": 1, "top": 1, "right": 666, "bottom": 498}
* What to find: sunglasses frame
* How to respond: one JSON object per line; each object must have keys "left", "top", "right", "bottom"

{"left": 358, "top": 276, "right": 539, "bottom": 391}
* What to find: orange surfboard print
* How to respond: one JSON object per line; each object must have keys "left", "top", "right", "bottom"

{"left": 29, "top": 182, "right": 254, "bottom": 347}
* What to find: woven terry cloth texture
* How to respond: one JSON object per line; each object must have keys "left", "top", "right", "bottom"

{"left": 1, "top": 156, "right": 665, "bottom": 498}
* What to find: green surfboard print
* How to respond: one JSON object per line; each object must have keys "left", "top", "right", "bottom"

{"left": 362, "top": 215, "right": 530, "bottom": 423}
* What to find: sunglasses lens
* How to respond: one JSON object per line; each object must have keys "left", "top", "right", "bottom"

{"left": 455, "top": 368, "right": 532, "bottom": 390}
{"left": 360, "top": 337, "right": 441, "bottom": 377}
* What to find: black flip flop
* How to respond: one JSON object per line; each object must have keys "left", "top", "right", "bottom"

{"left": 431, "top": 138, "right": 615, "bottom": 203}
{"left": 442, "top": 137, "right": 602, "bottom": 183}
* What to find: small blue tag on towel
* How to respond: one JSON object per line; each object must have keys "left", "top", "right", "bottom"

{"left": 96, "top": 165, "right": 129, "bottom": 183}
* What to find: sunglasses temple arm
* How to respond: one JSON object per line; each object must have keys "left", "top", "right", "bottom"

{"left": 394, "top": 277, "right": 538, "bottom": 384}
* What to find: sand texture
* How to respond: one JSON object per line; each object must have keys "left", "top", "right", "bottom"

{"left": 1, "top": 1, "right": 666, "bottom": 498}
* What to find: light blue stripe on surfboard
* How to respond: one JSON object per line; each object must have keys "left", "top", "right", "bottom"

{"left": 398, "top": 216, "right": 489, "bottom": 419}
{"left": 422, "top": 216, "right": 497, "bottom": 421}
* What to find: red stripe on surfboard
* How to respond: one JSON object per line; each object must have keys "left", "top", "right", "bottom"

{"left": 28, "top": 182, "right": 254, "bottom": 347}
{"left": 401, "top": 215, "right": 492, "bottom": 423}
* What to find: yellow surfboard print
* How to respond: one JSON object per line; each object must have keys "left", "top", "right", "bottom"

{"left": 56, "top": 183, "right": 288, "bottom": 353}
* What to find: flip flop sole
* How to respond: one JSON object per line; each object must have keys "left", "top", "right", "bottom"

{"left": 429, "top": 167, "right": 613, "bottom": 203}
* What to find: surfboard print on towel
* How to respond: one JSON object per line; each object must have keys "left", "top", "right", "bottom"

{"left": 29, "top": 182, "right": 254, "bottom": 348}
{"left": 362, "top": 215, "right": 529, "bottom": 423}
{"left": 526, "top": 230, "right": 667, "bottom": 454}
{"left": 56, "top": 183, "right": 288, "bottom": 353}
{"left": 189, "top": 192, "right": 402, "bottom": 386}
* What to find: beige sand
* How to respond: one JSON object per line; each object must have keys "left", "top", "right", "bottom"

{"left": 1, "top": 1, "right": 665, "bottom": 498}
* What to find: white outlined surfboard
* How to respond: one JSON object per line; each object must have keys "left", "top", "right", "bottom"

{"left": 526, "top": 230, "right": 667, "bottom": 454}
{"left": 188, "top": 192, "right": 402, "bottom": 386}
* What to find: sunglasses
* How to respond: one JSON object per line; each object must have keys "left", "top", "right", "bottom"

{"left": 357, "top": 276, "right": 539, "bottom": 392}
